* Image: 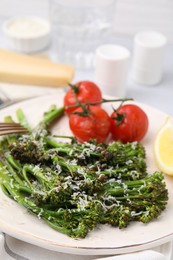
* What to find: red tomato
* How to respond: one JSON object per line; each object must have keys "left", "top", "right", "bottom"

{"left": 69, "top": 106, "right": 111, "bottom": 143}
{"left": 64, "top": 81, "right": 102, "bottom": 115}
{"left": 110, "top": 104, "right": 149, "bottom": 143}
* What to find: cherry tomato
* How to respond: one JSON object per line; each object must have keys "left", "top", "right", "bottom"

{"left": 110, "top": 104, "right": 149, "bottom": 143}
{"left": 69, "top": 106, "right": 111, "bottom": 143}
{"left": 64, "top": 81, "right": 102, "bottom": 115}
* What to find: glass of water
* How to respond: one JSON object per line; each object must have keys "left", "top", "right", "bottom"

{"left": 49, "top": 0, "right": 116, "bottom": 69}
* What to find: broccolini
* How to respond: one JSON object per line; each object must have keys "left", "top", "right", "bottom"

{"left": 0, "top": 105, "right": 168, "bottom": 238}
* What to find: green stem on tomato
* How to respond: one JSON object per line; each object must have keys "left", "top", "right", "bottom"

{"left": 68, "top": 83, "right": 80, "bottom": 94}
{"left": 65, "top": 98, "right": 133, "bottom": 110}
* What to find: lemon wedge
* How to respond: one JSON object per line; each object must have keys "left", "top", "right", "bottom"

{"left": 154, "top": 116, "right": 173, "bottom": 175}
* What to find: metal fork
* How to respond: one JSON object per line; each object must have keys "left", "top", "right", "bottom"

{"left": 0, "top": 122, "right": 28, "bottom": 135}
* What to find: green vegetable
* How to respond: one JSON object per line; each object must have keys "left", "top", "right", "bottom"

{"left": 0, "top": 105, "right": 168, "bottom": 239}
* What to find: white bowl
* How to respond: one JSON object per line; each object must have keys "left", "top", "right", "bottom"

{"left": 2, "top": 16, "right": 51, "bottom": 53}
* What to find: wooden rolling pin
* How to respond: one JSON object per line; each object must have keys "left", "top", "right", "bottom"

{"left": 0, "top": 49, "right": 75, "bottom": 87}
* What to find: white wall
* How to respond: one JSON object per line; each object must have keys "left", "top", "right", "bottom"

{"left": 0, "top": 0, "right": 173, "bottom": 43}
{"left": 114, "top": 0, "right": 173, "bottom": 43}
{"left": 0, "top": 0, "right": 49, "bottom": 20}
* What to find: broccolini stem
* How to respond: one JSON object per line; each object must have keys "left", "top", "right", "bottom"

{"left": 41, "top": 105, "right": 64, "bottom": 126}
{"left": 44, "top": 137, "right": 101, "bottom": 158}
{"left": 5, "top": 160, "right": 24, "bottom": 185}
{"left": 22, "top": 164, "right": 50, "bottom": 188}
{"left": 16, "top": 108, "right": 31, "bottom": 130}
{"left": 3, "top": 116, "right": 18, "bottom": 144}
{"left": 104, "top": 172, "right": 168, "bottom": 202}
{"left": 6, "top": 154, "right": 22, "bottom": 171}
{"left": 4, "top": 116, "right": 14, "bottom": 123}
{"left": 45, "top": 137, "right": 73, "bottom": 149}
{"left": 44, "top": 219, "right": 72, "bottom": 236}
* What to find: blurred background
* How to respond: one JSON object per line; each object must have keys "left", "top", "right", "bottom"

{"left": 0, "top": 0, "right": 173, "bottom": 44}
{"left": 0, "top": 0, "right": 172, "bottom": 115}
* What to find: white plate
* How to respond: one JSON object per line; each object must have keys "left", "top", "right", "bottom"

{"left": 0, "top": 93, "right": 173, "bottom": 256}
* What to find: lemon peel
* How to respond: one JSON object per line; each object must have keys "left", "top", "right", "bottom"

{"left": 154, "top": 116, "right": 173, "bottom": 175}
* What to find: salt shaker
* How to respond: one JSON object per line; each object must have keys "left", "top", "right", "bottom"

{"left": 132, "top": 31, "right": 167, "bottom": 85}
{"left": 95, "top": 44, "right": 130, "bottom": 97}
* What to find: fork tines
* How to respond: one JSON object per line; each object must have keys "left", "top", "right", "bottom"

{"left": 0, "top": 122, "right": 28, "bottom": 135}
